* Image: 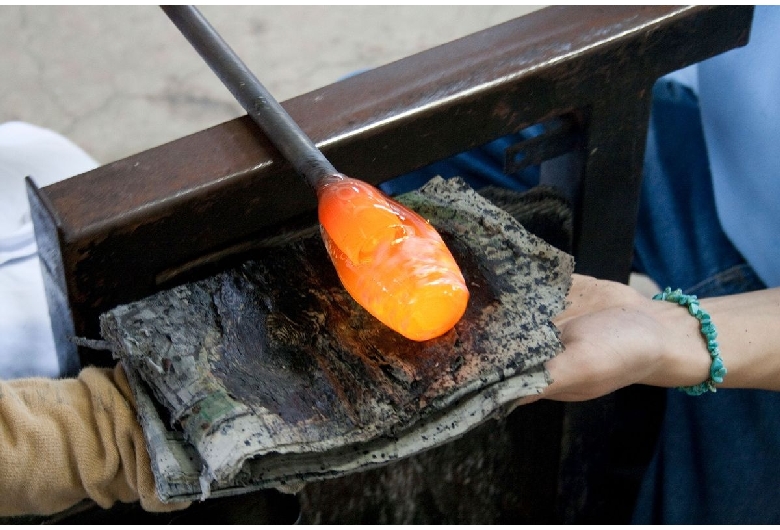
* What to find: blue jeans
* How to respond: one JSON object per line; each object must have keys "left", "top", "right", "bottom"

{"left": 379, "top": 129, "right": 541, "bottom": 197}
{"left": 632, "top": 80, "right": 774, "bottom": 524}
{"left": 387, "top": 78, "right": 775, "bottom": 523}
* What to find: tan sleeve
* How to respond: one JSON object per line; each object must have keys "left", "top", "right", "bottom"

{"left": 0, "top": 364, "right": 191, "bottom": 516}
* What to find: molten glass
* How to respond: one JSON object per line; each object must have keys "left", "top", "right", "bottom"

{"left": 317, "top": 174, "right": 469, "bottom": 341}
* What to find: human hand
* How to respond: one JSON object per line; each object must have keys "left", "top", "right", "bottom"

{"left": 527, "top": 274, "right": 711, "bottom": 403}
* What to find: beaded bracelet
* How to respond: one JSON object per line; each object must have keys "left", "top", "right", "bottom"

{"left": 653, "top": 287, "right": 727, "bottom": 396}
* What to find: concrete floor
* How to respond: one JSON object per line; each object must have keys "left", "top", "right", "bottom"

{"left": 1, "top": 5, "right": 541, "bottom": 165}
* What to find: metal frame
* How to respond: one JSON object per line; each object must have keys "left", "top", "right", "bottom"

{"left": 28, "top": 5, "right": 752, "bottom": 373}
{"left": 25, "top": 5, "right": 754, "bottom": 522}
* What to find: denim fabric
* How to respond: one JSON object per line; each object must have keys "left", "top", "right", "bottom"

{"left": 379, "top": 130, "right": 540, "bottom": 197}
{"left": 631, "top": 79, "right": 762, "bottom": 293}
{"left": 633, "top": 387, "right": 780, "bottom": 524}
{"left": 385, "top": 75, "right": 775, "bottom": 522}
{"left": 630, "top": 81, "right": 778, "bottom": 524}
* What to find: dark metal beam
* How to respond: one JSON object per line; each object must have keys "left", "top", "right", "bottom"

{"left": 28, "top": 5, "right": 753, "bottom": 372}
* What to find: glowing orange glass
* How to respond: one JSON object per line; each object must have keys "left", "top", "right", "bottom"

{"left": 317, "top": 174, "right": 469, "bottom": 341}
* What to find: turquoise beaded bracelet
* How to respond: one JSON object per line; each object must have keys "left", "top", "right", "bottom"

{"left": 653, "top": 287, "right": 727, "bottom": 396}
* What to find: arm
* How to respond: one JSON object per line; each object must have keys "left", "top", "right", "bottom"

{"left": 539, "top": 274, "right": 780, "bottom": 402}
{"left": 0, "top": 364, "right": 190, "bottom": 516}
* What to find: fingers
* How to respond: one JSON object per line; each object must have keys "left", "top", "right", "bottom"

{"left": 519, "top": 274, "right": 657, "bottom": 407}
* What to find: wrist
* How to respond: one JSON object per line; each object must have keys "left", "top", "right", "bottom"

{"left": 645, "top": 292, "right": 713, "bottom": 389}
{"left": 654, "top": 288, "right": 727, "bottom": 394}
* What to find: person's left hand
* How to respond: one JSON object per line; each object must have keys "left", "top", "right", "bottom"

{"left": 524, "top": 274, "right": 710, "bottom": 403}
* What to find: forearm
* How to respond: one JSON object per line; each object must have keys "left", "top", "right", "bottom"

{"left": 0, "top": 364, "right": 188, "bottom": 516}
{"left": 691, "top": 287, "right": 780, "bottom": 391}
{"left": 546, "top": 275, "right": 780, "bottom": 402}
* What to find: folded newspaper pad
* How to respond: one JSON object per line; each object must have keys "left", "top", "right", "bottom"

{"left": 100, "top": 177, "right": 573, "bottom": 502}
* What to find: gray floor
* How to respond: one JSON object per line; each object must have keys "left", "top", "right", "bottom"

{"left": 1, "top": 5, "right": 540, "bottom": 165}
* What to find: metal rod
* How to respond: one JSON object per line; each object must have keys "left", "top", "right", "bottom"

{"left": 161, "top": 5, "right": 337, "bottom": 191}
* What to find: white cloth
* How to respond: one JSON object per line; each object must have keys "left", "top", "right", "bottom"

{"left": 0, "top": 122, "right": 98, "bottom": 379}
